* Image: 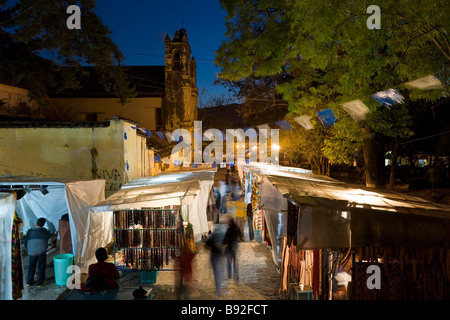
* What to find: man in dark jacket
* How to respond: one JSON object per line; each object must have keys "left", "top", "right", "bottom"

{"left": 25, "top": 218, "right": 52, "bottom": 286}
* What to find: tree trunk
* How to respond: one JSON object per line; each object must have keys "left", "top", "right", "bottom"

{"left": 387, "top": 137, "right": 399, "bottom": 190}
{"left": 362, "top": 128, "right": 386, "bottom": 188}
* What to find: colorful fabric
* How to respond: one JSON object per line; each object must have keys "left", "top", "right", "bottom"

{"left": 11, "top": 212, "right": 23, "bottom": 300}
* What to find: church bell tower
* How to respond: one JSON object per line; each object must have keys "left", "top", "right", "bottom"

{"left": 164, "top": 29, "right": 198, "bottom": 132}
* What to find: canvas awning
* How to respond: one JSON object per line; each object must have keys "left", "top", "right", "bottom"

{"left": 264, "top": 174, "right": 450, "bottom": 249}
{"left": 91, "top": 169, "right": 216, "bottom": 212}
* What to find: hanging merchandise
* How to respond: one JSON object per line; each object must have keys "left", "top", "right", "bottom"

{"left": 113, "top": 207, "right": 183, "bottom": 271}
{"left": 349, "top": 246, "right": 450, "bottom": 300}
{"left": 251, "top": 180, "right": 263, "bottom": 233}
{"left": 11, "top": 212, "right": 23, "bottom": 300}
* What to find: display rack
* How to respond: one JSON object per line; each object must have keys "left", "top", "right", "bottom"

{"left": 113, "top": 206, "right": 184, "bottom": 271}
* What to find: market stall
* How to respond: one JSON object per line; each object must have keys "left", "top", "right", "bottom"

{"left": 239, "top": 163, "right": 312, "bottom": 267}
{"left": 268, "top": 172, "right": 450, "bottom": 300}
{"left": 0, "top": 177, "right": 105, "bottom": 272}
{"left": 0, "top": 192, "right": 16, "bottom": 300}
{"left": 87, "top": 169, "right": 216, "bottom": 274}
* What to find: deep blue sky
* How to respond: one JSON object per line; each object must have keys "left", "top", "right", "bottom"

{"left": 95, "top": 0, "right": 231, "bottom": 101}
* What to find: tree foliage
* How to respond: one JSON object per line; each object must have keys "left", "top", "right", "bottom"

{"left": 0, "top": 0, "right": 135, "bottom": 104}
{"left": 216, "top": 0, "right": 449, "bottom": 183}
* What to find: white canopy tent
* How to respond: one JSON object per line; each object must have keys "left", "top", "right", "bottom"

{"left": 0, "top": 177, "right": 105, "bottom": 272}
{"left": 85, "top": 169, "right": 216, "bottom": 272}
{"left": 0, "top": 192, "right": 16, "bottom": 300}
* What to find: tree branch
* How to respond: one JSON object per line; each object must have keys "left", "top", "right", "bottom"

{"left": 419, "top": 25, "right": 450, "bottom": 61}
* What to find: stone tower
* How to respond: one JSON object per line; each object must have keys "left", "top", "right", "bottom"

{"left": 164, "top": 29, "right": 198, "bottom": 132}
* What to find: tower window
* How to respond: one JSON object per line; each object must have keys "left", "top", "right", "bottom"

{"left": 173, "top": 52, "right": 181, "bottom": 70}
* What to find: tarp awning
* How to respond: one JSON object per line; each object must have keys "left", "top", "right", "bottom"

{"left": 91, "top": 169, "right": 216, "bottom": 212}
{"left": 91, "top": 179, "right": 201, "bottom": 212}
{"left": 266, "top": 174, "right": 450, "bottom": 218}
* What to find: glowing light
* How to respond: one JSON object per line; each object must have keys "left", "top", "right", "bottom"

{"left": 271, "top": 144, "right": 280, "bottom": 151}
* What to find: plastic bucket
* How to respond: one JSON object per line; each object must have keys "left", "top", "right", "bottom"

{"left": 53, "top": 253, "right": 74, "bottom": 286}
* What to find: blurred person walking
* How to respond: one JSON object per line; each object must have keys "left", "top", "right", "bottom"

{"left": 223, "top": 218, "right": 242, "bottom": 280}
{"left": 205, "top": 230, "right": 224, "bottom": 299}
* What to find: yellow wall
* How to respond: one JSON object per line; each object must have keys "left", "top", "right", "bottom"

{"left": 51, "top": 97, "right": 163, "bottom": 131}
{"left": 0, "top": 119, "right": 154, "bottom": 197}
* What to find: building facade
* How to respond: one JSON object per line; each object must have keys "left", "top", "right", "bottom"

{"left": 0, "top": 118, "right": 154, "bottom": 197}
{"left": 48, "top": 29, "right": 198, "bottom": 133}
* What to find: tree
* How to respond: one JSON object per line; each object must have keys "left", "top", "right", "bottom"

{"left": 215, "top": 0, "right": 449, "bottom": 187}
{"left": 0, "top": 0, "right": 135, "bottom": 105}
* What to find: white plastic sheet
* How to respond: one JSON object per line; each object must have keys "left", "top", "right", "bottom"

{"left": 188, "top": 179, "right": 214, "bottom": 241}
{"left": 0, "top": 178, "right": 105, "bottom": 270}
{"left": 65, "top": 180, "right": 106, "bottom": 267}
{"left": 15, "top": 186, "right": 67, "bottom": 235}
{"left": 0, "top": 193, "right": 15, "bottom": 300}
{"left": 79, "top": 210, "right": 113, "bottom": 273}
{"left": 263, "top": 209, "right": 287, "bottom": 268}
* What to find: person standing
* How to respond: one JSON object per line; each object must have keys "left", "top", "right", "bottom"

{"left": 218, "top": 180, "right": 228, "bottom": 214}
{"left": 234, "top": 195, "right": 247, "bottom": 241}
{"left": 246, "top": 202, "right": 254, "bottom": 241}
{"left": 223, "top": 218, "right": 242, "bottom": 280}
{"left": 24, "top": 218, "right": 52, "bottom": 287}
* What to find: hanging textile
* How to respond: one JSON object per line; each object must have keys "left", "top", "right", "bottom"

{"left": 313, "top": 250, "right": 320, "bottom": 299}
{"left": 280, "top": 235, "right": 290, "bottom": 292}
{"left": 250, "top": 180, "right": 263, "bottom": 232}
{"left": 59, "top": 217, "right": 72, "bottom": 254}
{"left": 287, "top": 202, "right": 298, "bottom": 245}
{"left": 11, "top": 212, "right": 23, "bottom": 300}
{"left": 288, "top": 245, "right": 301, "bottom": 284}
{"left": 349, "top": 246, "right": 450, "bottom": 300}
{"left": 263, "top": 216, "right": 272, "bottom": 247}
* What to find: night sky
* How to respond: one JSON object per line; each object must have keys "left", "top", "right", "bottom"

{"left": 94, "top": 0, "right": 230, "bottom": 100}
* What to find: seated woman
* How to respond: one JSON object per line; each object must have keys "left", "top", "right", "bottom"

{"left": 81, "top": 247, "right": 120, "bottom": 293}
